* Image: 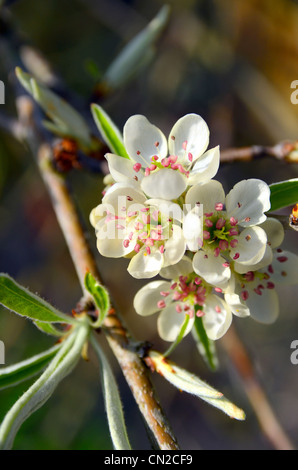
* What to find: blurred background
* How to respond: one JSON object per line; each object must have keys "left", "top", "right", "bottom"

{"left": 0, "top": 0, "right": 298, "bottom": 450}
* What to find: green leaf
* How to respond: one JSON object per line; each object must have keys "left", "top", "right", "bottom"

{"left": 163, "top": 315, "right": 190, "bottom": 357}
{"left": 15, "top": 67, "right": 92, "bottom": 148}
{"left": 0, "top": 274, "right": 76, "bottom": 325}
{"left": 192, "top": 315, "right": 218, "bottom": 371}
{"left": 269, "top": 179, "right": 298, "bottom": 212}
{"left": 33, "top": 321, "right": 66, "bottom": 337}
{"left": 149, "top": 350, "right": 245, "bottom": 421}
{"left": 103, "top": 5, "right": 170, "bottom": 90}
{"left": 91, "top": 104, "right": 129, "bottom": 159}
{"left": 0, "top": 323, "right": 89, "bottom": 450}
{"left": 0, "top": 344, "right": 62, "bottom": 390}
{"left": 91, "top": 335, "right": 132, "bottom": 450}
{"left": 84, "top": 272, "right": 110, "bottom": 328}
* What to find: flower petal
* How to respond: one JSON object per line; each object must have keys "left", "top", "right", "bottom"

{"left": 123, "top": 115, "right": 167, "bottom": 165}
{"left": 133, "top": 280, "right": 172, "bottom": 316}
{"left": 224, "top": 292, "right": 250, "bottom": 318}
{"left": 185, "top": 180, "right": 225, "bottom": 214}
{"left": 168, "top": 114, "right": 209, "bottom": 164}
{"left": 233, "top": 244, "right": 272, "bottom": 274}
{"left": 127, "top": 248, "right": 163, "bottom": 279}
{"left": 188, "top": 146, "right": 220, "bottom": 186}
{"left": 96, "top": 221, "right": 133, "bottom": 258}
{"left": 105, "top": 153, "right": 143, "bottom": 186}
{"left": 203, "top": 295, "right": 232, "bottom": 340}
{"left": 141, "top": 169, "right": 187, "bottom": 200}
{"left": 160, "top": 256, "right": 193, "bottom": 279}
{"left": 157, "top": 305, "right": 194, "bottom": 342}
{"left": 145, "top": 199, "right": 184, "bottom": 223}
{"left": 225, "top": 179, "right": 271, "bottom": 227}
{"left": 163, "top": 225, "right": 186, "bottom": 267}
{"left": 103, "top": 182, "right": 146, "bottom": 207}
{"left": 193, "top": 251, "right": 231, "bottom": 287}
{"left": 230, "top": 226, "right": 267, "bottom": 266}
{"left": 259, "top": 218, "right": 284, "bottom": 248}
{"left": 266, "top": 249, "right": 298, "bottom": 285}
{"left": 245, "top": 287, "right": 279, "bottom": 324}
{"left": 183, "top": 206, "right": 203, "bottom": 252}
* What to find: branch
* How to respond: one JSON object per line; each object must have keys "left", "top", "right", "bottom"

{"left": 220, "top": 325, "right": 294, "bottom": 450}
{"left": 221, "top": 141, "right": 298, "bottom": 163}
{"left": 17, "top": 95, "right": 179, "bottom": 451}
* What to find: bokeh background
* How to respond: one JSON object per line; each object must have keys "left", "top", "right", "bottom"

{"left": 0, "top": 0, "right": 298, "bottom": 450}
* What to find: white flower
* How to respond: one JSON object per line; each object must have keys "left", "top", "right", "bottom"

{"left": 90, "top": 183, "right": 186, "bottom": 279}
{"left": 133, "top": 257, "right": 232, "bottom": 341}
{"left": 105, "top": 114, "right": 220, "bottom": 200}
{"left": 185, "top": 179, "right": 271, "bottom": 287}
{"left": 224, "top": 218, "right": 298, "bottom": 324}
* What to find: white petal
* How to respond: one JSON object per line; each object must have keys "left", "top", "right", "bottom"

{"left": 246, "top": 287, "right": 279, "bottom": 324}
{"left": 185, "top": 180, "right": 225, "bottom": 214}
{"left": 103, "top": 182, "right": 146, "bottom": 207}
{"left": 160, "top": 256, "right": 193, "bottom": 279}
{"left": 193, "top": 251, "right": 231, "bottom": 287}
{"left": 266, "top": 249, "right": 298, "bottom": 285}
{"left": 259, "top": 218, "right": 284, "bottom": 248}
{"left": 96, "top": 222, "right": 132, "bottom": 258}
{"left": 202, "top": 295, "right": 232, "bottom": 340}
{"left": 225, "top": 179, "right": 271, "bottom": 227}
{"left": 157, "top": 305, "right": 195, "bottom": 342}
{"left": 123, "top": 115, "right": 167, "bottom": 165}
{"left": 133, "top": 280, "right": 172, "bottom": 316}
{"left": 234, "top": 244, "right": 272, "bottom": 274}
{"left": 127, "top": 248, "right": 163, "bottom": 279}
{"left": 188, "top": 146, "right": 220, "bottom": 186}
{"left": 168, "top": 114, "right": 209, "bottom": 164}
{"left": 145, "top": 199, "right": 184, "bottom": 223}
{"left": 163, "top": 225, "right": 186, "bottom": 267}
{"left": 105, "top": 153, "right": 143, "bottom": 186}
{"left": 183, "top": 206, "right": 203, "bottom": 252}
{"left": 230, "top": 226, "right": 267, "bottom": 266}
{"left": 141, "top": 169, "right": 187, "bottom": 200}
{"left": 224, "top": 292, "right": 250, "bottom": 318}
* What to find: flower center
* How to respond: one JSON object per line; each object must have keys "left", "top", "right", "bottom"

{"left": 202, "top": 204, "right": 239, "bottom": 259}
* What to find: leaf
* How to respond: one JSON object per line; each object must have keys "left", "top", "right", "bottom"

{"left": 0, "top": 274, "right": 76, "bottom": 325}
{"left": 0, "top": 344, "right": 62, "bottom": 390}
{"left": 33, "top": 321, "right": 66, "bottom": 337}
{"left": 149, "top": 350, "right": 245, "bottom": 421}
{"left": 91, "top": 335, "right": 132, "bottom": 450}
{"left": 269, "top": 179, "right": 298, "bottom": 212}
{"left": 103, "top": 5, "right": 170, "bottom": 90}
{"left": 84, "top": 272, "right": 110, "bottom": 328}
{"left": 0, "top": 323, "right": 89, "bottom": 450}
{"left": 15, "top": 67, "right": 92, "bottom": 148}
{"left": 192, "top": 315, "right": 218, "bottom": 371}
{"left": 91, "top": 104, "right": 129, "bottom": 159}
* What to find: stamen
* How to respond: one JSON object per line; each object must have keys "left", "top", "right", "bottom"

{"left": 123, "top": 239, "right": 130, "bottom": 248}
{"left": 215, "top": 203, "right": 224, "bottom": 211}
{"left": 267, "top": 282, "right": 275, "bottom": 289}
{"left": 175, "top": 304, "right": 182, "bottom": 313}
{"left": 241, "top": 290, "right": 249, "bottom": 301}
{"left": 182, "top": 140, "right": 188, "bottom": 150}
{"left": 188, "top": 152, "right": 193, "bottom": 162}
{"left": 230, "top": 217, "right": 238, "bottom": 226}
{"left": 157, "top": 300, "right": 166, "bottom": 309}
{"left": 233, "top": 253, "right": 240, "bottom": 260}
{"left": 133, "top": 163, "right": 142, "bottom": 172}
{"left": 215, "top": 305, "right": 221, "bottom": 313}
{"left": 277, "top": 256, "right": 288, "bottom": 263}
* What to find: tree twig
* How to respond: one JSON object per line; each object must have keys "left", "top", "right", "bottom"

{"left": 221, "top": 141, "right": 298, "bottom": 163}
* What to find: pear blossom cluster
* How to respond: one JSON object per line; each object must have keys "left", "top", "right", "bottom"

{"left": 90, "top": 113, "right": 298, "bottom": 344}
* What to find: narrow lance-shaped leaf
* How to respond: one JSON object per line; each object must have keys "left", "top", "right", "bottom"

{"left": 33, "top": 321, "right": 66, "bottom": 337}
{"left": 0, "top": 323, "right": 89, "bottom": 450}
{"left": 148, "top": 350, "right": 245, "bottom": 421}
{"left": 102, "top": 5, "right": 170, "bottom": 90}
{"left": 192, "top": 313, "right": 218, "bottom": 371}
{"left": 90, "top": 335, "right": 132, "bottom": 450}
{"left": 0, "top": 344, "right": 62, "bottom": 390}
{"left": 15, "top": 67, "right": 92, "bottom": 148}
{"left": 91, "top": 104, "right": 129, "bottom": 159}
{"left": 0, "top": 274, "right": 76, "bottom": 325}
{"left": 84, "top": 272, "right": 110, "bottom": 328}
{"left": 269, "top": 178, "right": 298, "bottom": 212}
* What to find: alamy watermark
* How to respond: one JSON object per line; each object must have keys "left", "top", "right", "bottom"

{"left": 0, "top": 80, "right": 5, "bottom": 104}
{"left": 0, "top": 340, "right": 5, "bottom": 365}
{"left": 290, "top": 340, "right": 298, "bottom": 365}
